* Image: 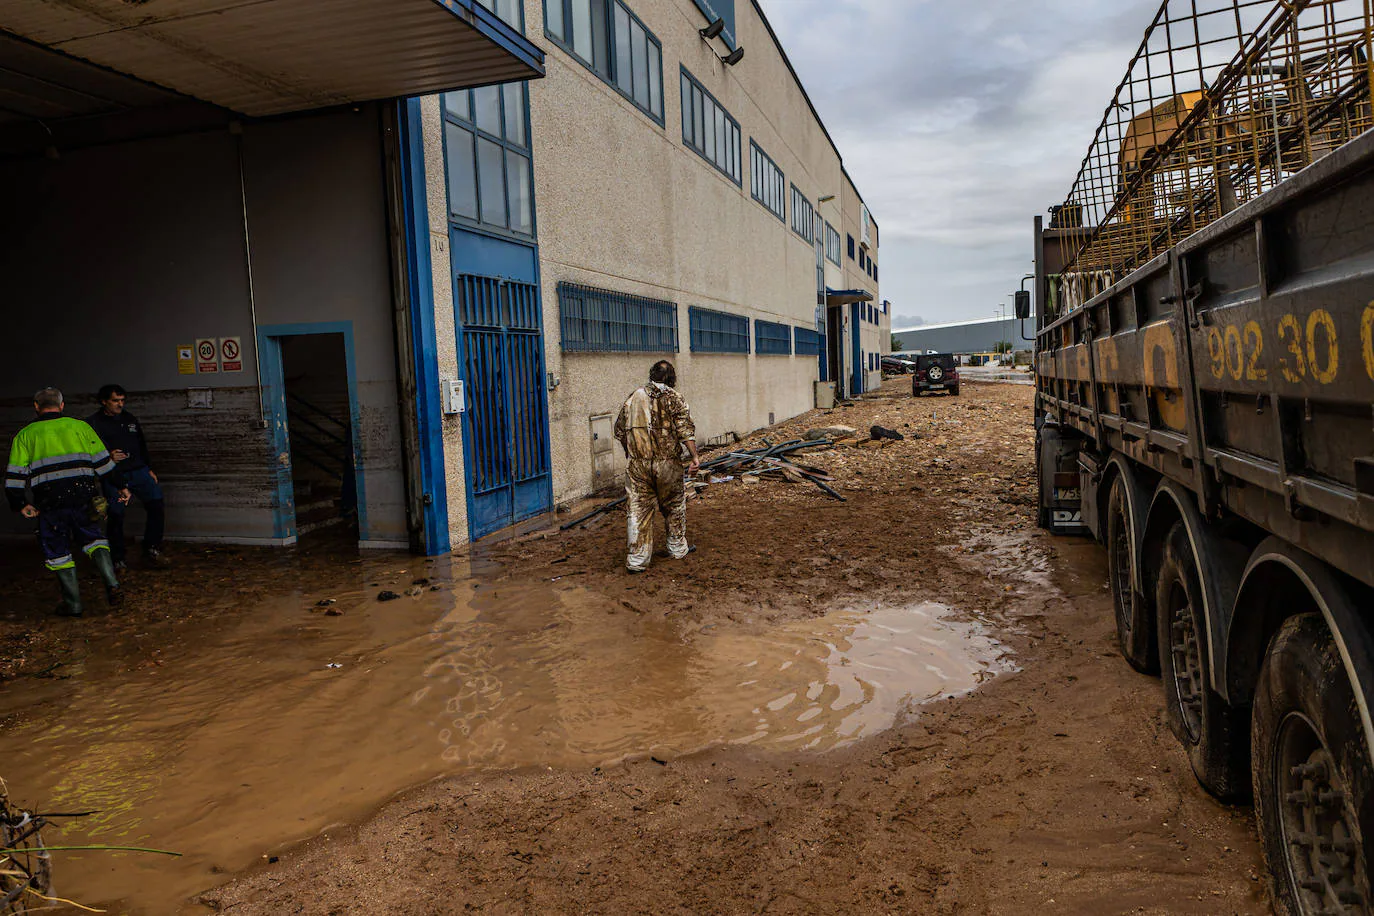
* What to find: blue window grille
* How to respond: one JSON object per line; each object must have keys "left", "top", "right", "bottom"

{"left": 689, "top": 306, "right": 749, "bottom": 353}
{"left": 755, "top": 319, "right": 791, "bottom": 355}
{"left": 794, "top": 327, "right": 822, "bottom": 355}
{"left": 558, "top": 282, "right": 678, "bottom": 352}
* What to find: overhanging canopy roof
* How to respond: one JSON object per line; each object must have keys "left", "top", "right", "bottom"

{"left": 0, "top": 0, "right": 543, "bottom": 119}
{"left": 825, "top": 288, "right": 875, "bottom": 305}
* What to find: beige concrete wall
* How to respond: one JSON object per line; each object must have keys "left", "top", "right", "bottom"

{"left": 528, "top": 0, "right": 856, "bottom": 505}
{"left": 416, "top": 94, "right": 471, "bottom": 546}
{"left": 422, "top": 0, "right": 880, "bottom": 541}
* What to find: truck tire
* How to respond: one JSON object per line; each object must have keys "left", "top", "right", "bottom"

{"left": 1107, "top": 477, "right": 1155, "bottom": 674}
{"left": 1157, "top": 521, "right": 1249, "bottom": 799}
{"left": 1253, "top": 613, "right": 1373, "bottom": 915}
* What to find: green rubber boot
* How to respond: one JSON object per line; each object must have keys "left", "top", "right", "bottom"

{"left": 54, "top": 567, "right": 83, "bottom": 617}
{"left": 88, "top": 547, "right": 124, "bottom": 608}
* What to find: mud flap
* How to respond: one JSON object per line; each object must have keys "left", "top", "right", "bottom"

{"left": 1038, "top": 420, "right": 1090, "bottom": 536}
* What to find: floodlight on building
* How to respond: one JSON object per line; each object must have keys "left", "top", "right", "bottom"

{"left": 719, "top": 46, "right": 745, "bottom": 66}
{"left": 699, "top": 18, "right": 725, "bottom": 40}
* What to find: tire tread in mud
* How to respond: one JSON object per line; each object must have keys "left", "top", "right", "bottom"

{"left": 1156, "top": 522, "right": 1249, "bottom": 800}
{"left": 1253, "top": 613, "right": 1373, "bottom": 916}
{"left": 1107, "top": 477, "right": 1156, "bottom": 674}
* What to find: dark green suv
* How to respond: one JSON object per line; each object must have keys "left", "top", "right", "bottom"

{"left": 912, "top": 353, "right": 960, "bottom": 397}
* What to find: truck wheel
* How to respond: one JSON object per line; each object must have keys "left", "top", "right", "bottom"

{"left": 1253, "top": 613, "right": 1372, "bottom": 915}
{"left": 1107, "top": 478, "right": 1155, "bottom": 674}
{"left": 1157, "top": 521, "right": 1249, "bottom": 799}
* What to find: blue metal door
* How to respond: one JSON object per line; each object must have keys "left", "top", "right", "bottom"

{"left": 456, "top": 274, "right": 552, "bottom": 538}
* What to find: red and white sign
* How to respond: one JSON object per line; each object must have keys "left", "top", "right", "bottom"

{"left": 220, "top": 336, "right": 243, "bottom": 373}
{"left": 195, "top": 338, "right": 219, "bottom": 373}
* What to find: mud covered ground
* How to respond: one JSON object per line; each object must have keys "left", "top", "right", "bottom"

{"left": 0, "top": 380, "right": 1271, "bottom": 914}
{"left": 205, "top": 380, "right": 1267, "bottom": 915}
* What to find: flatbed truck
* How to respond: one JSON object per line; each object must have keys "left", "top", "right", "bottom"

{"left": 1032, "top": 127, "right": 1374, "bottom": 914}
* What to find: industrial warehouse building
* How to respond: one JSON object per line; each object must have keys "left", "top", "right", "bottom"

{"left": 893, "top": 315, "right": 1034, "bottom": 357}
{"left": 1, "top": 0, "right": 881, "bottom": 555}
{"left": 405, "top": 0, "right": 884, "bottom": 544}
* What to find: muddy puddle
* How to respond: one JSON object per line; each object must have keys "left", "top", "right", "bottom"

{"left": 0, "top": 561, "right": 1011, "bottom": 914}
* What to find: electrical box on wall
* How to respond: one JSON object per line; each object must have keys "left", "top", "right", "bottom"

{"left": 442, "top": 379, "right": 465, "bottom": 415}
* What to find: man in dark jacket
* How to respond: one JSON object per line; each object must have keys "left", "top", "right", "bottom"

{"left": 87, "top": 384, "right": 169, "bottom": 569}
{"left": 7, "top": 387, "right": 129, "bottom": 616}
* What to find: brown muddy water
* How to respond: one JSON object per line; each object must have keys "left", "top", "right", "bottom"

{"left": 0, "top": 558, "right": 1012, "bottom": 914}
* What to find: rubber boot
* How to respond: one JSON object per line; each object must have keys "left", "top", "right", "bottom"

{"left": 54, "top": 567, "right": 83, "bottom": 617}
{"left": 89, "top": 547, "right": 124, "bottom": 608}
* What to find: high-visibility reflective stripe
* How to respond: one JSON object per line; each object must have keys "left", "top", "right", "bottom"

{"left": 30, "top": 452, "right": 100, "bottom": 471}
{"left": 4, "top": 479, "right": 25, "bottom": 489}
{"left": 83, "top": 540, "right": 110, "bottom": 554}
{"left": 45, "top": 554, "right": 75, "bottom": 570}
{"left": 6, "top": 463, "right": 28, "bottom": 475}
{"left": 30, "top": 467, "right": 97, "bottom": 487}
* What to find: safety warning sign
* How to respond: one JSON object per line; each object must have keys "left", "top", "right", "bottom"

{"left": 195, "top": 338, "right": 219, "bottom": 373}
{"left": 220, "top": 336, "right": 243, "bottom": 373}
{"left": 177, "top": 344, "right": 196, "bottom": 375}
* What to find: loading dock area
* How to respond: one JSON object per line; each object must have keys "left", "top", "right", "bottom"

{"left": 0, "top": 0, "right": 543, "bottom": 551}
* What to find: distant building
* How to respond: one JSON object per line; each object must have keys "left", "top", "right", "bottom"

{"left": 892, "top": 315, "right": 1034, "bottom": 355}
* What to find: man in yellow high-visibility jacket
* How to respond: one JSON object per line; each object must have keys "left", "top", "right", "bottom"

{"left": 6, "top": 387, "right": 130, "bottom": 617}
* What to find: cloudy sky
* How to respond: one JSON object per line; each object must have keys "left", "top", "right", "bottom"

{"left": 757, "top": 0, "right": 1158, "bottom": 329}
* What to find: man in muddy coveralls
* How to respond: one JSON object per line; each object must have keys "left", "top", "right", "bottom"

{"left": 6, "top": 387, "right": 129, "bottom": 616}
{"left": 613, "top": 360, "right": 700, "bottom": 573}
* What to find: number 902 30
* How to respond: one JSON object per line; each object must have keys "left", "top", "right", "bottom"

{"left": 1205, "top": 303, "right": 1374, "bottom": 385}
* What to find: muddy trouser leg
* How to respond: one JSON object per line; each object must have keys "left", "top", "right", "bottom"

{"left": 655, "top": 459, "right": 688, "bottom": 559}
{"left": 73, "top": 512, "right": 120, "bottom": 591}
{"left": 625, "top": 459, "right": 658, "bottom": 571}
{"left": 39, "top": 508, "right": 81, "bottom": 614}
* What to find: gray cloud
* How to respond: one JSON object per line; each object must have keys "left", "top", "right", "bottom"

{"left": 758, "top": 0, "right": 1156, "bottom": 322}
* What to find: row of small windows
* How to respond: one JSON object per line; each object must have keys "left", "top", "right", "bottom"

{"left": 539, "top": 0, "right": 868, "bottom": 259}
{"left": 442, "top": 83, "right": 534, "bottom": 238}
{"left": 856, "top": 247, "right": 879, "bottom": 283}
{"left": 555, "top": 284, "right": 820, "bottom": 357}
{"left": 539, "top": 0, "right": 878, "bottom": 276}
{"left": 750, "top": 141, "right": 785, "bottom": 222}
{"left": 681, "top": 68, "right": 741, "bottom": 184}
{"left": 544, "top": 0, "right": 665, "bottom": 121}
{"left": 859, "top": 302, "right": 887, "bottom": 323}
{"left": 790, "top": 185, "right": 814, "bottom": 243}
